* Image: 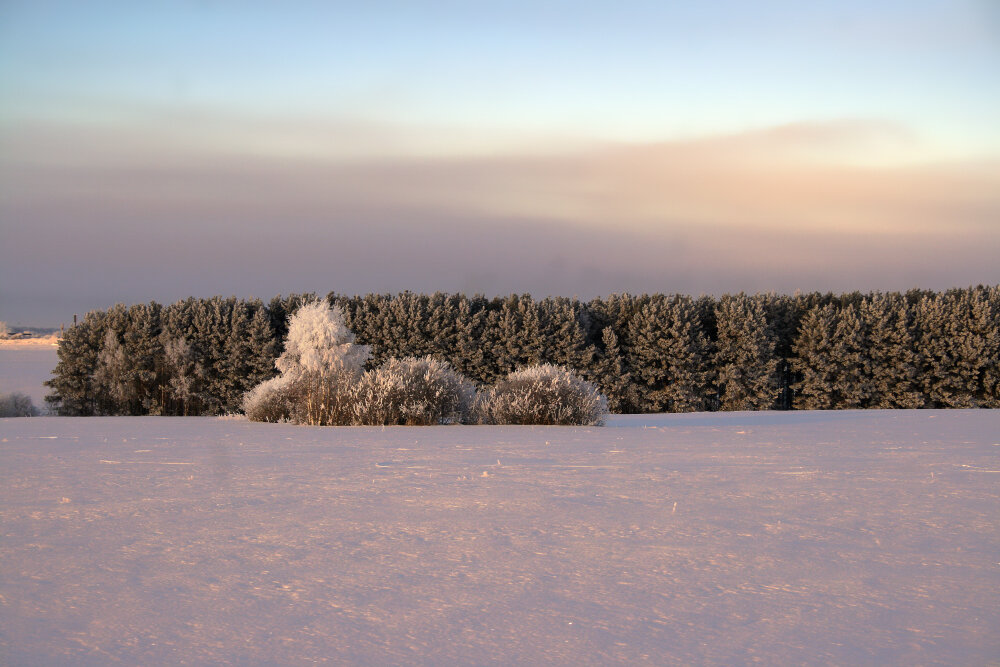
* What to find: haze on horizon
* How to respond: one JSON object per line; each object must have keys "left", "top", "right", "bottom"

{"left": 1, "top": 1, "right": 998, "bottom": 326}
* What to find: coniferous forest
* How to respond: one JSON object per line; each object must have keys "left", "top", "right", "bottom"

{"left": 44, "top": 287, "right": 1000, "bottom": 416}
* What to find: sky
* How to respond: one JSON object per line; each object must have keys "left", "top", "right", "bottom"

{"left": 1, "top": 1, "right": 998, "bottom": 326}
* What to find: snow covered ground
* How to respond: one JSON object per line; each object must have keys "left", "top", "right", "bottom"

{"left": 1, "top": 411, "right": 997, "bottom": 665}
{"left": 0, "top": 347, "right": 58, "bottom": 410}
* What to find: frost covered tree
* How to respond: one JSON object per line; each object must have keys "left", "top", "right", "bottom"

{"left": 244, "top": 301, "right": 370, "bottom": 425}
{"left": 791, "top": 304, "right": 839, "bottom": 409}
{"left": 792, "top": 303, "right": 873, "bottom": 410}
{"left": 485, "top": 294, "right": 545, "bottom": 379}
{"left": 627, "top": 296, "right": 711, "bottom": 412}
{"left": 454, "top": 295, "right": 489, "bottom": 383}
{"left": 860, "top": 294, "right": 923, "bottom": 408}
{"left": 540, "top": 297, "right": 596, "bottom": 376}
{"left": 92, "top": 329, "right": 132, "bottom": 414}
{"left": 593, "top": 327, "right": 638, "bottom": 413}
{"left": 45, "top": 311, "right": 106, "bottom": 415}
{"left": 714, "top": 294, "right": 780, "bottom": 411}
{"left": 828, "top": 303, "right": 871, "bottom": 408}
{"left": 914, "top": 288, "right": 999, "bottom": 408}
{"left": 161, "top": 337, "right": 205, "bottom": 415}
{"left": 122, "top": 302, "right": 163, "bottom": 413}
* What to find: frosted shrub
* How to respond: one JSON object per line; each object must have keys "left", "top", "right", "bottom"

{"left": 243, "top": 375, "right": 294, "bottom": 423}
{"left": 243, "top": 301, "right": 370, "bottom": 425}
{"left": 0, "top": 392, "right": 40, "bottom": 418}
{"left": 475, "top": 364, "right": 607, "bottom": 426}
{"left": 353, "top": 356, "right": 476, "bottom": 425}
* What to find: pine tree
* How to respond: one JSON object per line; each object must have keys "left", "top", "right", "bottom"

{"left": 594, "top": 326, "right": 638, "bottom": 413}
{"left": 860, "top": 293, "right": 923, "bottom": 408}
{"left": 161, "top": 337, "right": 205, "bottom": 415}
{"left": 660, "top": 296, "right": 712, "bottom": 412}
{"left": 92, "top": 329, "right": 131, "bottom": 414}
{"left": 627, "top": 296, "right": 710, "bottom": 412}
{"left": 917, "top": 287, "right": 999, "bottom": 408}
{"left": 245, "top": 303, "right": 280, "bottom": 389}
{"left": 791, "top": 304, "right": 839, "bottom": 410}
{"left": 827, "top": 303, "right": 870, "bottom": 408}
{"left": 624, "top": 298, "right": 668, "bottom": 412}
{"left": 122, "top": 302, "right": 163, "bottom": 414}
{"left": 541, "top": 298, "right": 596, "bottom": 376}
{"left": 914, "top": 293, "right": 961, "bottom": 407}
{"left": 454, "top": 295, "right": 489, "bottom": 384}
{"left": 714, "top": 294, "right": 780, "bottom": 411}
{"left": 981, "top": 285, "right": 1000, "bottom": 408}
{"left": 45, "top": 310, "right": 107, "bottom": 415}
{"left": 502, "top": 294, "right": 544, "bottom": 371}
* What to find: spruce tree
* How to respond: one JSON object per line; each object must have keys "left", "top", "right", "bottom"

{"left": 660, "top": 296, "right": 712, "bottom": 412}
{"left": 594, "top": 326, "right": 638, "bottom": 413}
{"left": 827, "top": 303, "right": 870, "bottom": 409}
{"left": 624, "top": 298, "right": 669, "bottom": 412}
{"left": 860, "top": 294, "right": 923, "bottom": 408}
{"left": 541, "top": 298, "right": 596, "bottom": 376}
{"left": 626, "top": 296, "right": 710, "bottom": 412}
{"left": 122, "top": 302, "right": 163, "bottom": 414}
{"left": 791, "top": 304, "right": 839, "bottom": 410}
{"left": 714, "top": 294, "right": 780, "bottom": 411}
{"left": 92, "top": 329, "right": 131, "bottom": 414}
{"left": 161, "top": 337, "right": 205, "bottom": 415}
{"left": 45, "top": 310, "right": 107, "bottom": 415}
{"left": 454, "top": 295, "right": 489, "bottom": 384}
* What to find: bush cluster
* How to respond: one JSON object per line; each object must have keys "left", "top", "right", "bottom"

{"left": 243, "top": 303, "right": 605, "bottom": 426}
{"left": 353, "top": 356, "right": 477, "bottom": 425}
{"left": 473, "top": 364, "right": 607, "bottom": 426}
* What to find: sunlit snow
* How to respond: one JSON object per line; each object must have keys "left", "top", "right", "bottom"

{"left": 1, "top": 410, "right": 997, "bottom": 665}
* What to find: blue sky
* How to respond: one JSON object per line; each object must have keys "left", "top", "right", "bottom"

{"left": 1, "top": 1, "right": 998, "bottom": 324}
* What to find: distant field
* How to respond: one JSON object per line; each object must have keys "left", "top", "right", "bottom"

{"left": 0, "top": 346, "right": 58, "bottom": 409}
{"left": 1, "top": 411, "right": 997, "bottom": 665}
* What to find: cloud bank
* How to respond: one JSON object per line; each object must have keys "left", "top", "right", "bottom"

{"left": 1, "top": 115, "right": 997, "bottom": 324}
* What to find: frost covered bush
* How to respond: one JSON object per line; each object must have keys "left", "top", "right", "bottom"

{"left": 243, "top": 375, "right": 295, "bottom": 423}
{"left": 243, "top": 301, "right": 369, "bottom": 425}
{"left": 353, "top": 356, "right": 476, "bottom": 425}
{"left": 0, "top": 392, "right": 40, "bottom": 418}
{"left": 475, "top": 364, "right": 607, "bottom": 426}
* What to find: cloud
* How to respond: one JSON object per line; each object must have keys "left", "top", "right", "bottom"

{"left": 1, "top": 115, "right": 998, "bottom": 323}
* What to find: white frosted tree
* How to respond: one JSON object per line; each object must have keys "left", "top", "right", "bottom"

{"left": 244, "top": 301, "right": 370, "bottom": 424}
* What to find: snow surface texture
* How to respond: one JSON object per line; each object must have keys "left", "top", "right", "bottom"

{"left": 1, "top": 411, "right": 998, "bottom": 666}
{"left": 0, "top": 347, "right": 57, "bottom": 410}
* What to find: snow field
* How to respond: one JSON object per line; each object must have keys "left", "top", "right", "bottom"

{"left": 1, "top": 410, "right": 998, "bottom": 665}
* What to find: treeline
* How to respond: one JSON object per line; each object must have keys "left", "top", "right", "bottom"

{"left": 45, "top": 287, "right": 1000, "bottom": 416}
